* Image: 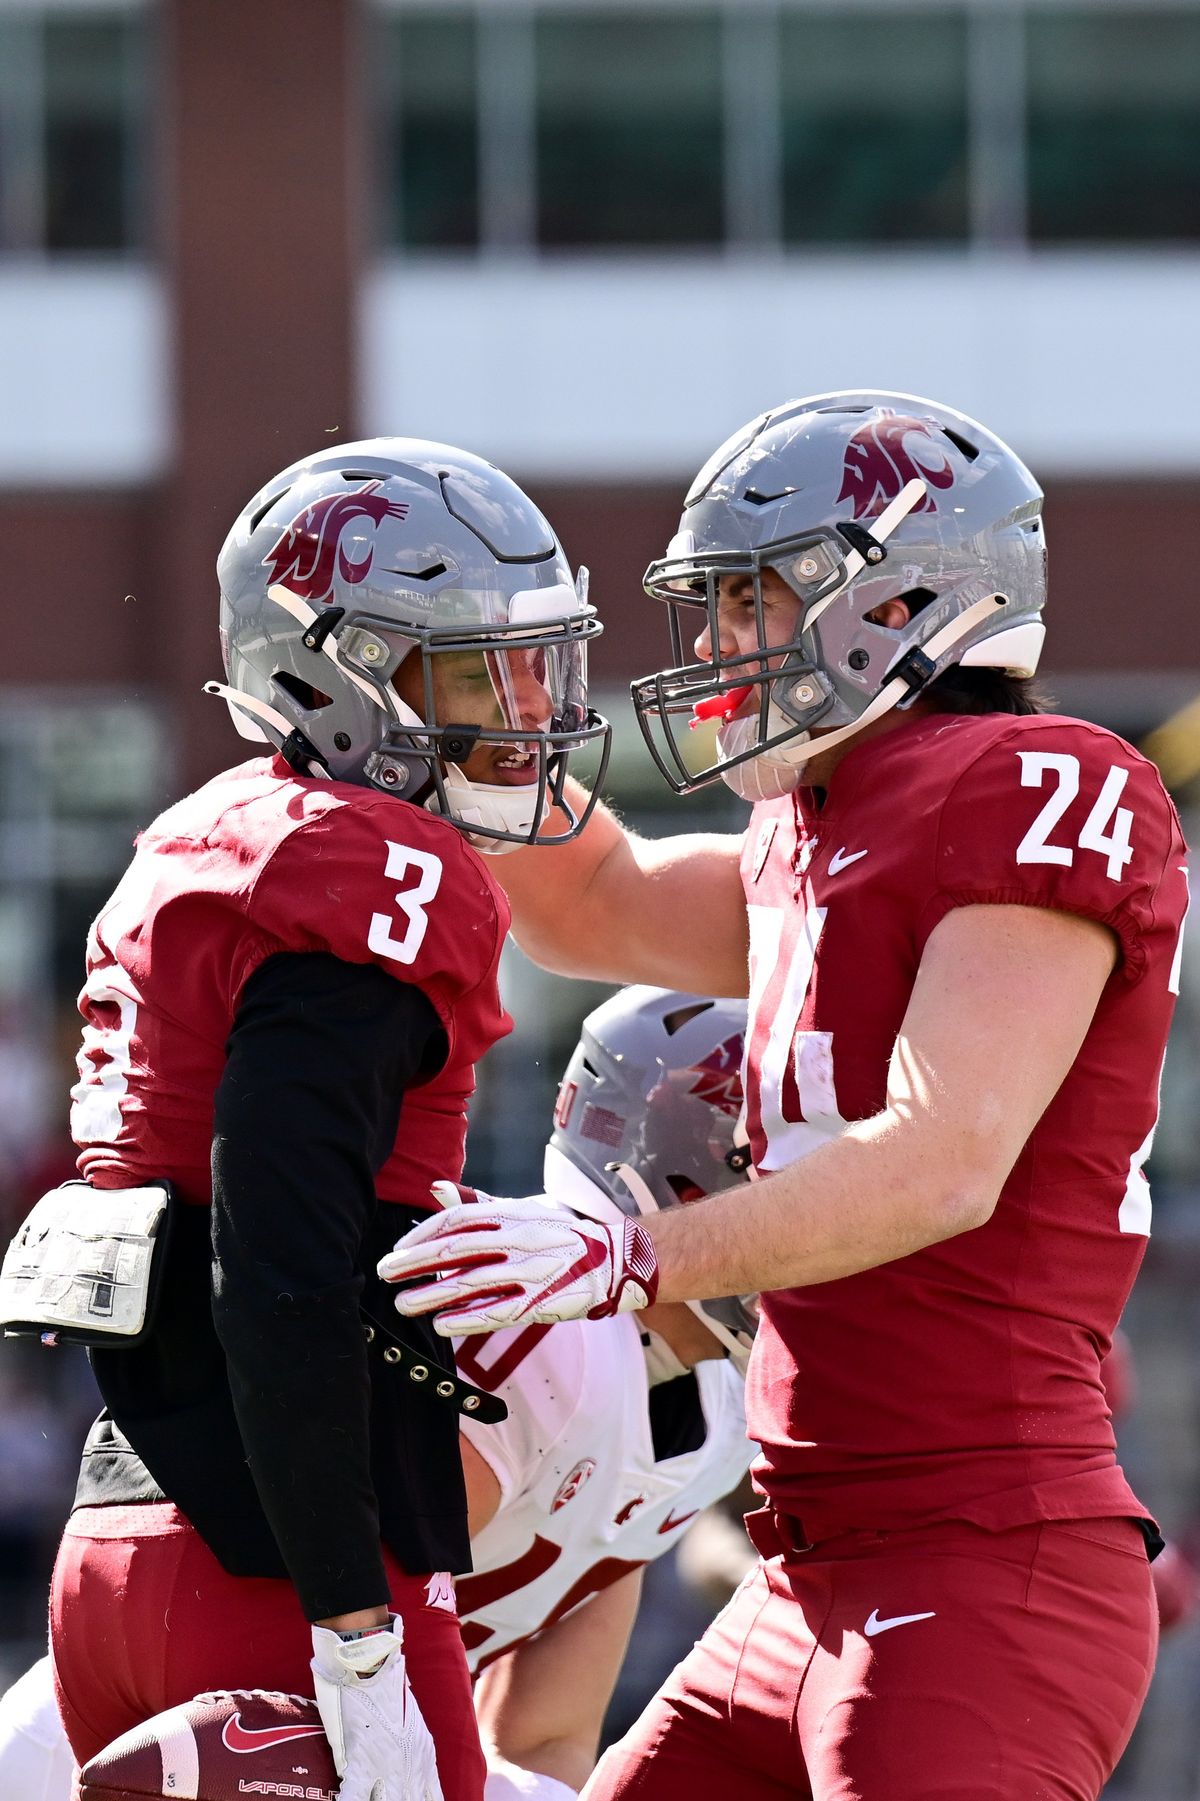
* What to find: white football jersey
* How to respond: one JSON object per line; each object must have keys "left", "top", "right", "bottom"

{"left": 0, "top": 1658, "right": 75, "bottom": 1801}
{"left": 454, "top": 1312, "right": 751, "bottom": 1672}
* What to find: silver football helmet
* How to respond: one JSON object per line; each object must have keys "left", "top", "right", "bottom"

{"left": 546, "top": 985, "right": 754, "bottom": 1364}
{"left": 211, "top": 438, "right": 610, "bottom": 851}
{"left": 633, "top": 391, "right": 1046, "bottom": 799}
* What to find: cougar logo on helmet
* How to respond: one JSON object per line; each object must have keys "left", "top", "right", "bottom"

{"left": 837, "top": 413, "right": 955, "bottom": 521}
{"left": 686, "top": 1032, "right": 745, "bottom": 1118}
{"left": 262, "top": 480, "right": 409, "bottom": 603}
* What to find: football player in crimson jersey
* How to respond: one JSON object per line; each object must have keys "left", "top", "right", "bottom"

{"left": 381, "top": 394, "right": 1190, "bottom": 1801}
{"left": 6, "top": 988, "right": 751, "bottom": 1801}
{"left": 44, "top": 439, "right": 609, "bottom": 1801}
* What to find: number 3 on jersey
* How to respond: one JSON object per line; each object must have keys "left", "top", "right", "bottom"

{"left": 368, "top": 841, "right": 443, "bottom": 965}
{"left": 1016, "top": 753, "right": 1134, "bottom": 881}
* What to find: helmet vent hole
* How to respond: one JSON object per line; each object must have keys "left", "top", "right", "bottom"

{"left": 665, "top": 1174, "right": 705, "bottom": 1205}
{"left": 580, "top": 1057, "right": 599, "bottom": 1078}
{"left": 249, "top": 487, "right": 291, "bottom": 534}
{"left": 272, "top": 672, "right": 333, "bottom": 711}
{"left": 340, "top": 469, "right": 383, "bottom": 482}
{"left": 383, "top": 562, "right": 448, "bottom": 582}
{"left": 662, "top": 1002, "right": 713, "bottom": 1035}
{"left": 898, "top": 587, "right": 938, "bottom": 618}
{"left": 743, "top": 488, "right": 799, "bottom": 507}
{"left": 942, "top": 428, "right": 979, "bottom": 462}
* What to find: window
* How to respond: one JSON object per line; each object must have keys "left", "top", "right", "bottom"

{"left": 1027, "top": 9, "right": 1200, "bottom": 243}
{"left": 780, "top": 10, "right": 969, "bottom": 243}
{"left": 374, "top": 1, "right": 1200, "bottom": 255}
{"left": 0, "top": 9, "right": 146, "bottom": 254}
{"left": 380, "top": 10, "right": 479, "bottom": 248}
{"left": 535, "top": 10, "right": 724, "bottom": 247}
{"left": 0, "top": 693, "right": 170, "bottom": 1121}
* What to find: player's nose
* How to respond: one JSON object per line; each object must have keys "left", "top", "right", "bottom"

{"left": 512, "top": 658, "right": 554, "bottom": 730}
{"left": 695, "top": 618, "right": 738, "bottom": 664}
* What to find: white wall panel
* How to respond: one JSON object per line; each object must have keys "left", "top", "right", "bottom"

{"left": 0, "top": 263, "right": 167, "bottom": 483}
{"left": 364, "top": 252, "right": 1200, "bottom": 479}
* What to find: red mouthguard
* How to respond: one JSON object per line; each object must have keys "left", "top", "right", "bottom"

{"left": 690, "top": 686, "right": 753, "bottom": 729}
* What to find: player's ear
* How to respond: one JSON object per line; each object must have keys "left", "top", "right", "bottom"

{"left": 864, "top": 598, "right": 912, "bottom": 629}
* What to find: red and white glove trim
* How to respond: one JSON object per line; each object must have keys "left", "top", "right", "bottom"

{"left": 376, "top": 1183, "right": 660, "bottom": 1336}
{"left": 606, "top": 1217, "right": 660, "bottom": 1319}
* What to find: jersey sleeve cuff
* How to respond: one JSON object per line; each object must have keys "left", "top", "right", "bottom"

{"left": 916, "top": 886, "right": 1144, "bottom": 983}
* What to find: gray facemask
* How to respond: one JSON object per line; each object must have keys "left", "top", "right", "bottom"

{"left": 634, "top": 391, "right": 1046, "bottom": 797}
{"left": 212, "top": 438, "right": 611, "bottom": 851}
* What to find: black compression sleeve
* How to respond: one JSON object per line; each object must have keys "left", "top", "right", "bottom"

{"left": 210, "top": 951, "right": 446, "bottom": 1620}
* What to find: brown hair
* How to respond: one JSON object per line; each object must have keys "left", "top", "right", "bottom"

{"left": 923, "top": 666, "right": 1050, "bottom": 717}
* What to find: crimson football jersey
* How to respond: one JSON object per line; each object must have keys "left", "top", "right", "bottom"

{"left": 71, "top": 756, "right": 512, "bottom": 1205}
{"left": 740, "top": 709, "right": 1188, "bottom": 1537}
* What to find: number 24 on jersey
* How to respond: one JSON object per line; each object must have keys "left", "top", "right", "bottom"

{"left": 1016, "top": 752, "right": 1134, "bottom": 882}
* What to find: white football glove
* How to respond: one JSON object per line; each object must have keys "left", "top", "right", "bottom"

{"left": 311, "top": 1616, "right": 444, "bottom": 1801}
{"left": 376, "top": 1182, "right": 659, "bottom": 1336}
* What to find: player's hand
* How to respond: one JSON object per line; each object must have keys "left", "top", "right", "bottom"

{"left": 376, "top": 1182, "right": 659, "bottom": 1336}
{"left": 310, "top": 1616, "right": 444, "bottom": 1801}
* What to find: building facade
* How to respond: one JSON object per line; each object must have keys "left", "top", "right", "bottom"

{"left": 1, "top": 0, "right": 1198, "bottom": 1175}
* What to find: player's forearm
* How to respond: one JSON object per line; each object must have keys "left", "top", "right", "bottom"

{"left": 319, "top": 1604, "right": 391, "bottom": 1630}
{"left": 478, "top": 1687, "right": 610, "bottom": 1792}
{"left": 211, "top": 1127, "right": 389, "bottom": 1617}
{"left": 483, "top": 1756, "right": 580, "bottom": 1800}
{"left": 497, "top": 778, "right": 750, "bottom": 993}
{"left": 473, "top": 1574, "right": 640, "bottom": 1795}
{"left": 649, "top": 906, "right": 1118, "bottom": 1299}
{"left": 646, "top": 1111, "right": 998, "bottom": 1302}
{"left": 212, "top": 1239, "right": 388, "bottom": 1616}
{"left": 483, "top": 1740, "right": 593, "bottom": 1794}
{"left": 493, "top": 780, "right": 633, "bottom": 978}
{"left": 211, "top": 956, "right": 440, "bottom": 1620}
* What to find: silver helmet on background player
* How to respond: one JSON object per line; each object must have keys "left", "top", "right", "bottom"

{"left": 211, "top": 438, "right": 611, "bottom": 851}
{"left": 632, "top": 391, "right": 1046, "bottom": 800}
{"left": 546, "top": 985, "right": 755, "bottom": 1366}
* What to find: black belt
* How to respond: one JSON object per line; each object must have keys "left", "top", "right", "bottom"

{"left": 360, "top": 1309, "right": 507, "bottom": 1425}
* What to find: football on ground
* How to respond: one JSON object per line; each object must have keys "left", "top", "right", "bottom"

{"left": 79, "top": 1689, "right": 336, "bottom": 1800}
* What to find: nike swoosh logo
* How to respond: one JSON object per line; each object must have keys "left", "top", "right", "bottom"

{"left": 658, "top": 1508, "right": 699, "bottom": 1535}
{"left": 222, "top": 1716, "right": 327, "bottom": 1754}
{"left": 864, "top": 1608, "right": 936, "bottom": 1638}
{"left": 828, "top": 846, "right": 869, "bottom": 875}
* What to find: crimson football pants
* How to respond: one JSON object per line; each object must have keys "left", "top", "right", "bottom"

{"left": 50, "top": 1503, "right": 485, "bottom": 1800}
{"left": 585, "top": 1513, "right": 1157, "bottom": 1801}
